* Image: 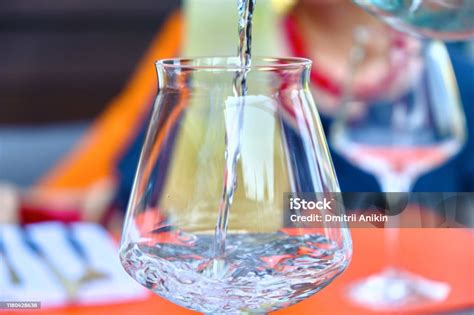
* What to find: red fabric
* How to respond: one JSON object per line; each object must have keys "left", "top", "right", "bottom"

{"left": 20, "top": 203, "right": 81, "bottom": 224}
{"left": 284, "top": 13, "right": 342, "bottom": 97}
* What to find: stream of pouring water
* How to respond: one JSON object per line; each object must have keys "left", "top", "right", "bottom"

{"left": 213, "top": 0, "right": 256, "bottom": 261}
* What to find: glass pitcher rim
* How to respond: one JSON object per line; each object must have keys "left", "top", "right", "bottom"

{"left": 155, "top": 56, "right": 312, "bottom": 71}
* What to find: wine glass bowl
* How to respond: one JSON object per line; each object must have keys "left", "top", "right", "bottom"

{"left": 332, "top": 39, "right": 466, "bottom": 192}
{"left": 119, "top": 57, "right": 352, "bottom": 314}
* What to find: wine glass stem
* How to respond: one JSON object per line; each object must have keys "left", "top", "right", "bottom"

{"left": 378, "top": 172, "right": 414, "bottom": 268}
{"left": 378, "top": 173, "right": 413, "bottom": 193}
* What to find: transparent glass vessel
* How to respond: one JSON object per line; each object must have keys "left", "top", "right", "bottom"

{"left": 119, "top": 57, "right": 352, "bottom": 314}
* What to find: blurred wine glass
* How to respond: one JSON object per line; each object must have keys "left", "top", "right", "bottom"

{"left": 353, "top": 0, "right": 474, "bottom": 41}
{"left": 331, "top": 30, "right": 466, "bottom": 309}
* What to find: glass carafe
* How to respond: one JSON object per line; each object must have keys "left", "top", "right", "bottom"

{"left": 353, "top": 0, "right": 474, "bottom": 40}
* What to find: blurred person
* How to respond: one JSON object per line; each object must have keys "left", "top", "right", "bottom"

{"left": 33, "top": 0, "right": 474, "bottom": 222}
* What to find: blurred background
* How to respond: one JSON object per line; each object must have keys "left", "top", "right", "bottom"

{"left": 0, "top": 0, "right": 180, "bottom": 186}
{"left": 0, "top": 0, "right": 473, "bottom": 314}
{"left": 0, "top": 0, "right": 473, "bottom": 190}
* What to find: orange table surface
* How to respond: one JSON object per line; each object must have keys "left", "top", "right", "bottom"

{"left": 6, "top": 228, "right": 474, "bottom": 315}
